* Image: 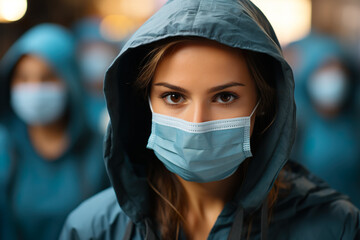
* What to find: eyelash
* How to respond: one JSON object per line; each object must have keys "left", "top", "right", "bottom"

{"left": 160, "top": 92, "right": 186, "bottom": 106}
{"left": 160, "top": 91, "right": 239, "bottom": 105}
{"left": 212, "top": 91, "right": 239, "bottom": 104}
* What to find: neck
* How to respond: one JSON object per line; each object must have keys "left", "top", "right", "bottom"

{"left": 178, "top": 170, "right": 242, "bottom": 239}
{"left": 28, "top": 117, "right": 68, "bottom": 160}
{"left": 179, "top": 171, "right": 241, "bottom": 215}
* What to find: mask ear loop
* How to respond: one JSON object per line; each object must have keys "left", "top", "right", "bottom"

{"left": 148, "top": 97, "right": 154, "bottom": 113}
{"left": 250, "top": 100, "right": 261, "bottom": 118}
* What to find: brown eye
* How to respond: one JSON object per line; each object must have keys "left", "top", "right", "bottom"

{"left": 220, "top": 94, "right": 231, "bottom": 102}
{"left": 163, "top": 92, "right": 185, "bottom": 105}
{"left": 215, "top": 92, "right": 238, "bottom": 104}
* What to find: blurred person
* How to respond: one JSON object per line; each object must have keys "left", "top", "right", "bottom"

{"left": 72, "top": 17, "right": 120, "bottom": 135}
{"left": 0, "top": 23, "right": 109, "bottom": 240}
{"left": 285, "top": 32, "right": 360, "bottom": 207}
{"left": 60, "top": 1, "right": 360, "bottom": 239}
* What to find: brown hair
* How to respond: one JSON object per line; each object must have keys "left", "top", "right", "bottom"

{"left": 135, "top": 38, "right": 284, "bottom": 239}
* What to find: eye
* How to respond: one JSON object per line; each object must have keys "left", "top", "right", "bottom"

{"left": 162, "top": 92, "right": 185, "bottom": 105}
{"left": 213, "top": 92, "right": 238, "bottom": 104}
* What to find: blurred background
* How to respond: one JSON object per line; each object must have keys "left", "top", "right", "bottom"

{"left": 0, "top": 0, "right": 167, "bottom": 58}
{"left": 1, "top": 0, "right": 360, "bottom": 57}
{"left": 1, "top": 2, "right": 360, "bottom": 238}
{"left": 1, "top": 0, "right": 360, "bottom": 207}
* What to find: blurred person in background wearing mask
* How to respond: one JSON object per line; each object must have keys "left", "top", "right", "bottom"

{"left": 72, "top": 17, "right": 120, "bottom": 135}
{"left": 0, "top": 23, "right": 109, "bottom": 240}
{"left": 285, "top": 32, "right": 360, "bottom": 207}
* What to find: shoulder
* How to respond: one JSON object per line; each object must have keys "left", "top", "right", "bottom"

{"left": 0, "top": 125, "right": 12, "bottom": 181}
{"left": 59, "top": 188, "right": 132, "bottom": 240}
{"left": 0, "top": 124, "right": 10, "bottom": 153}
{"left": 272, "top": 199, "right": 360, "bottom": 240}
{"left": 271, "top": 161, "right": 360, "bottom": 239}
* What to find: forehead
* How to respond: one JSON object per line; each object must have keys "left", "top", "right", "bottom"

{"left": 13, "top": 55, "right": 52, "bottom": 72}
{"left": 161, "top": 40, "right": 243, "bottom": 67}
{"left": 153, "top": 40, "right": 253, "bottom": 87}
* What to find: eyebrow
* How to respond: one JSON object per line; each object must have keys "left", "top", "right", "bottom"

{"left": 153, "top": 83, "right": 189, "bottom": 94}
{"left": 208, "top": 82, "right": 245, "bottom": 93}
{"left": 153, "top": 81, "right": 245, "bottom": 93}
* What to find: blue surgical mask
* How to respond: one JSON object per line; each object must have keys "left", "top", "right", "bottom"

{"left": 147, "top": 102, "right": 259, "bottom": 183}
{"left": 308, "top": 69, "right": 349, "bottom": 108}
{"left": 11, "top": 82, "right": 67, "bottom": 125}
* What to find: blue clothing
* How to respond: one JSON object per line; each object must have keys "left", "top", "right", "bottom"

{"left": 0, "top": 24, "right": 109, "bottom": 240}
{"left": 60, "top": 1, "right": 360, "bottom": 239}
{"left": 288, "top": 33, "right": 360, "bottom": 207}
{"left": 61, "top": 163, "right": 360, "bottom": 239}
{"left": 287, "top": 33, "right": 348, "bottom": 115}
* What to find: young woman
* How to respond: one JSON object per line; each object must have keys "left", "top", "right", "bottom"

{"left": 0, "top": 24, "right": 109, "bottom": 240}
{"left": 60, "top": 0, "right": 360, "bottom": 239}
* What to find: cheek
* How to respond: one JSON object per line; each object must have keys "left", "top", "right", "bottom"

{"left": 11, "top": 75, "right": 25, "bottom": 88}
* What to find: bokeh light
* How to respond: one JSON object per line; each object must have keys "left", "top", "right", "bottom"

{"left": 100, "top": 14, "right": 136, "bottom": 41}
{"left": 252, "top": 0, "right": 312, "bottom": 46}
{"left": 119, "top": 0, "right": 156, "bottom": 19}
{"left": 0, "top": 0, "right": 27, "bottom": 22}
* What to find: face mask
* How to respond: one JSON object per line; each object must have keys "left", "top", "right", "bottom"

{"left": 147, "top": 101, "right": 259, "bottom": 183}
{"left": 11, "top": 82, "right": 67, "bottom": 125}
{"left": 308, "top": 69, "right": 349, "bottom": 109}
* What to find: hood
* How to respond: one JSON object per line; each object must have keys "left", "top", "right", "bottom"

{"left": 288, "top": 32, "right": 359, "bottom": 111}
{"left": 0, "top": 23, "right": 87, "bottom": 147}
{"left": 103, "top": 0, "right": 295, "bottom": 224}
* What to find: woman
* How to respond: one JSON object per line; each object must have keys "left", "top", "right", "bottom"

{"left": 0, "top": 24, "right": 109, "bottom": 240}
{"left": 60, "top": 0, "right": 360, "bottom": 239}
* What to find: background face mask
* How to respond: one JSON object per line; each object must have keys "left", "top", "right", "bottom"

{"left": 308, "top": 69, "right": 349, "bottom": 109}
{"left": 11, "top": 82, "right": 67, "bottom": 125}
{"left": 147, "top": 102, "right": 258, "bottom": 183}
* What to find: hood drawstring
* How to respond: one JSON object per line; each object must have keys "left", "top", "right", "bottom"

{"left": 122, "top": 219, "right": 158, "bottom": 240}
{"left": 227, "top": 199, "right": 268, "bottom": 240}
{"left": 145, "top": 219, "right": 157, "bottom": 240}
{"left": 227, "top": 205, "right": 244, "bottom": 240}
{"left": 123, "top": 221, "right": 133, "bottom": 240}
{"left": 123, "top": 202, "right": 268, "bottom": 240}
{"left": 261, "top": 199, "right": 269, "bottom": 240}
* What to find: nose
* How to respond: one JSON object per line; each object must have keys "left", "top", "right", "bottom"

{"left": 184, "top": 100, "right": 210, "bottom": 123}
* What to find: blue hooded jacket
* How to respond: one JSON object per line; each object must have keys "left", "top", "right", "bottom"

{"left": 60, "top": 1, "right": 360, "bottom": 239}
{"left": 288, "top": 33, "right": 360, "bottom": 207}
{"left": 0, "top": 24, "right": 109, "bottom": 240}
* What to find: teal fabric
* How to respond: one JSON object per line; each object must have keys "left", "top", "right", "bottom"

{"left": 61, "top": 163, "right": 360, "bottom": 239}
{"left": 0, "top": 24, "right": 109, "bottom": 240}
{"left": 60, "top": 0, "right": 360, "bottom": 239}
{"left": 288, "top": 33, "right": 360, "bottom": 208}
